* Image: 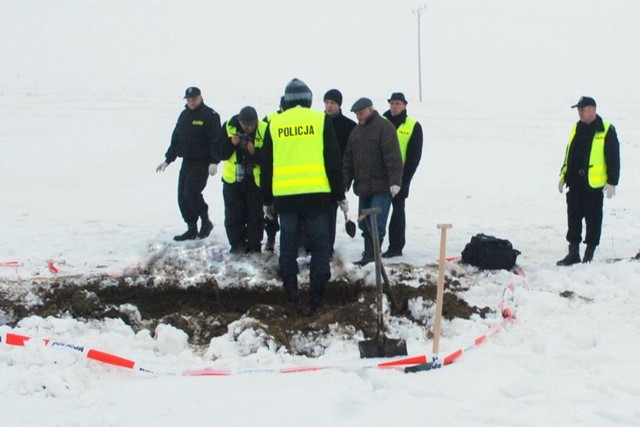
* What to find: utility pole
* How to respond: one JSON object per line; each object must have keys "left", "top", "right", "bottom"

{"left": 413, "top": 4, "right": 427, "bottom": 102}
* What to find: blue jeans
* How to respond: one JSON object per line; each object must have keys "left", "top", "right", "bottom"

{"left": 279, "top": 210, "right": 331, "bottom": 307}
{"left": 358, "top": 193, "right": 392, "bottom": 244}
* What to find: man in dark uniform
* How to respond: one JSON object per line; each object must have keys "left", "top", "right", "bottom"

{"left": 156, "top": 87, "right": 221, "bottom": 241}
{"left": 382, "top": 92, "right": 423, "bottom": 258}
{"left": 557, "top": 96, "right": 620, "bottom": 265}
{"left": 324, "top": 89, "right": 356, "bottom": 253}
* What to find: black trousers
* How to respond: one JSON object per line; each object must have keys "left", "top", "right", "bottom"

{"left": 387, "top": 195, "right": 407, "bottom": 252}
{"left": 177, "top": 161, "right": 209, "bottom": 225}
{"left": 223, "top": 181, "right": 264, "bottom": 251}
{"left": 565, "top": 188, "right": 604, "bottom": 246}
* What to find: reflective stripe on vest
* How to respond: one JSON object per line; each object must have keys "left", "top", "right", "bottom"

{"left": 396, "top": 117, "right": 417, "bottom": 164}
{"left": 560, "top": 121, "right": 610, "bottom": 188}
{"left": 222, "top": 120, "right": 267, "bottom": 186}
{"left": 269, "top": 108, "right": 329, "bottom": 196}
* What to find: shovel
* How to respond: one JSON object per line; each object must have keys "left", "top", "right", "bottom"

{"left": 344, "top": 212, "right": 356, "bottom": 238}
{"left": 357, "top": 207, "right": 408, "bottom": 359}
{"left": 361, "top": 216, "right": 398, "bottom": 313}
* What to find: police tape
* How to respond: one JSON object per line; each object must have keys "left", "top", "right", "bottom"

{"left": 47, "top": 261, "right": 59, "bottom": 274}
{"left": 0, "top": 261, "right": 19, "bottom": 268}
{"left": 1, "top": 332, "right": 142, "bottom": 371}
{"left": 405, "top": 269, "right": 522, "bottom": 373}
{"left": 0, "top": 260, "right": 59, "bottom": 273}
{"left": 181, "top": 355, "right": 430, "bottom": 376}
{"left": 404, "top": 313, "right": 513, "bottom": 373}
{"left": 0, "top": 331, "right": 429, "bottom": 376}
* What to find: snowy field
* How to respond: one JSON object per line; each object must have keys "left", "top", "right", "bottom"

{"left": 1, "top": 1, "right": 640, "bottom": 426}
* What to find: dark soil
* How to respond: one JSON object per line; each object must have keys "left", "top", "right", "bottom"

{"left": 0, "top": 264, "right": 492, "bottom": 356}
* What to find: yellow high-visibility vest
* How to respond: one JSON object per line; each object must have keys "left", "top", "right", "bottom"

{"left": 269, "top": 108, "right": 330, "bottom": 196}
{"left": 560, "top": 121, "right": 611, "bottom": 188}
{"left": 222, "top": 120, "right": 267, "bottom": 186}
{"left": 395, "top": 117, "right": 417, "bottom": 164}
{"left": 265, "top": 111, "right": 280, "bottom": 122}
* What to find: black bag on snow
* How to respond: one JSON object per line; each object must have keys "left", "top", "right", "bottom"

{"left": 461, "top": 233, "right": 521, "bottom": 270}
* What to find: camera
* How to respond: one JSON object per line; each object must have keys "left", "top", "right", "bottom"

{"left": 238, "top": 133, "right": 251, "bottom": 151}
{"left": 236, "top": 133, "right": 254, "bottom": 171}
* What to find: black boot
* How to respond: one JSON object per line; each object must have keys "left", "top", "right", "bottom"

{"left": 582, "top": 244, "right": 596, "bottom": 263}
{"left": 283, "top": 280, "right": 301, "bottom": 315}
{"left": 197, "top": 213, "right": 213, "bottom": 239}
{"left": 557, "top": 243, "right": 581, "bottom": 266}
{"left": 174, "top": 223, "right": 198, "bottom": 241}
{"left": 382, "top": 248, "right": 403, "bottom": 258}
{"left": 354, "top": 236, "right": 374, "bottom": 266}
{"left": 307, "top": 282, "right": 325, "bottom": 316}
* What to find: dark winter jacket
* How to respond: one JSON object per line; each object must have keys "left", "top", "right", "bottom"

{"left": 260, "top": 109, "right": 345, "bottom": 214}
{"left": 343, "top": 110, "right": 403, "bottom": 196}
{"left": 328, "top": 110, "right": 357, "bottom": 157}
{"left": 383, "top": 109, "right": 423, "bottom": 198}
{"left": 563, "top": 114, "right": 620, "bottom": 190}
{"left": 165, "top": 103, "right": 221, "bottom": 164}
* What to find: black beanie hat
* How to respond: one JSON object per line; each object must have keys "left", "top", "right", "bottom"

{"left": 283, "top": 78, "right": 312, "bottom": 108}
{"left": 323, "top": 89, "right": 343, "bottom": 107}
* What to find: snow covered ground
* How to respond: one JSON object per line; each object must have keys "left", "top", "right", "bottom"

{"left": 1, "top": 1, "right": 640, "bottom": 426}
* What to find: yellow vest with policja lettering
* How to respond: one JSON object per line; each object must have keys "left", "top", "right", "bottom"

{"left": 560, "top": 121, "right": 610, "bottom": 189}
{"left": 269, "top": 108, "right": 330, "bottom": 196}
{"left": 222, "top": 120, "right": 266, "bottom": 186}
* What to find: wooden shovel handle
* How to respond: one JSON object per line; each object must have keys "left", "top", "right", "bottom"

{"left": 432, "top": 223, "right": 452, "bottom": 355}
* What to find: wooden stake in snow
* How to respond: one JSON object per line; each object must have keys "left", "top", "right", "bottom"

{"left": 432, "top": 223, "right": 452, "bottom": 367}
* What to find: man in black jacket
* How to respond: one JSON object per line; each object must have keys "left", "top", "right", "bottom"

{"left": 557, "top": 96, "right": 620, "bottom": 265}
{"left": 324, "top": 89, "right": 356, "bottom": 253}
{"left": 381, "top": 92, "right": 423, "bottom": 258}
{"left": 156, "top": 87, "right": 221, "bottom": 241}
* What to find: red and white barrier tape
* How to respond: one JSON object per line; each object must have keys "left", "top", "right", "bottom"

{"left": 1, "top": 260, "right": 59, "bottom": 274}
{"left": 0, "top": 261, "right": 19, "bottom": 268}
{"left": 405, "top": 267, "right": 522, "bottom": 373}
{"left": 0, "top": 331, "right": 429, "bottom": 376}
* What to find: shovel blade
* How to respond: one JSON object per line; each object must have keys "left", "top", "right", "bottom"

{"left": 358, "top": 337, "right": 408, "bottom": 359}
{"left": 345, "top": 220, "right": 356, "bottom": 238}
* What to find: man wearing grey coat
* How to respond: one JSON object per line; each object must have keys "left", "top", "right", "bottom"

{"left": 343, "top": 97, "right": 403, "bottom": 265}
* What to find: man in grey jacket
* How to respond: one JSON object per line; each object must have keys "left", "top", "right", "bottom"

{"left": 343, "top": 97, "right": 403, "bottom": 265}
